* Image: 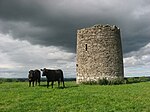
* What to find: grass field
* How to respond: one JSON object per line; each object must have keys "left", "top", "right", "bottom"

{"left": 0, "top": 81, "right": 150, "bottom": 112}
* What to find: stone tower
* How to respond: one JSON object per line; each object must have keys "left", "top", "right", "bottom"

{"left": 76, "top": 24, "right": 124, "bottom": 84}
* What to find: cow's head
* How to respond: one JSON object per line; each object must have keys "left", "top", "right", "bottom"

{"left": 41, "top": 68, "right": 48, "bottom": 76}
{"left": 28, "top": 70, "right": 34, "bottom": 80}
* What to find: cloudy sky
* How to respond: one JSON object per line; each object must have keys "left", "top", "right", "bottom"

{"left": 0, "top": 0, "right": 150, "bottom": 78}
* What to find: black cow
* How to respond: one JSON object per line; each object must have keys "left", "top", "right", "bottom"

{"left": 41, "top": 68, "right": 65, "bottom": 88}
{"left": 28, "top": 69, "right": 41, "bottom": 87}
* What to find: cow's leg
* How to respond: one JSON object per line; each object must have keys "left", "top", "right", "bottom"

{"left": 52, "top": 81, "right": 54, "bottom": 88}
{"left": 58, "top": 80, "right": 60, "bottom": 88}
{"left": 35, "top": 79, "right": 37, "bottom": 86}
{"left": 47, "top": 81, "right": 49, "bottom": 88}
{"left": 29, "top": 81, "right": 31, "bottom": 87}
{"left": 62, "top": 80, "right": 65, "bottom": 88}
{"left": 38, "top": 79, "right": 40, "bottom": 86}
{"left": 38, "top": 81, "right": 40, "bottom": 86}
{"left": 32, "top": 81, "right": 34, "bottom": 87}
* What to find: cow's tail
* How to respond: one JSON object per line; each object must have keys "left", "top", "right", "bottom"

{"left": 60, "top": 70, "right": 65, "bottom": 87}
{"left": 38, "top": 71, "right": 41, "bottom": 85}
{"left": 60, "top": 70, "right": 64, "bottom": 81}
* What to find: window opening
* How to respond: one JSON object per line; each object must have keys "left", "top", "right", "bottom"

{"left": 85, "top": 44, "right": 87, "bottom": 51}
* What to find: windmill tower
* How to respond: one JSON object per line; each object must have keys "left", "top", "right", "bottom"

{"left": 76, "top": 24, "right": 124, "bottom": 84}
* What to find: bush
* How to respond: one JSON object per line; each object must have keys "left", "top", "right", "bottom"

{"left": 0, "top": 78, "right": 20, "bottom": 83}
{"left": 126, "top": 77, "right": 150, "bottom": 84}
{"left": 108, "top": 78, "right": 126, "bottom": 85}
{"left": 139, "top": 77, "right": 150, "bottom": 82}
{"left": 82, "top": 78, "right": 125, "bottom": 85}
{"left": 98, "top": 78, "right": 109, "bottom": 85}
{"left": 98, "top": 78, "right": 125, "bottom": 85}
{"left": 82, "top": 80, "right": 97, "bottom": 85}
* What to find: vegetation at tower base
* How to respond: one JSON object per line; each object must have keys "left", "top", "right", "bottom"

{"left": 76, "top": 24, "right": 124, "bottom": 84}
{"left": 81, "top": 77, "right": 150, "bottom": 85}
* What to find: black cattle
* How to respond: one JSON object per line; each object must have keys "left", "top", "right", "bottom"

{"left": 28, "top": 69, "right": 41, "bottom": 87}
{"left": 41, "top": 68, "right": 65, "bottom": 88}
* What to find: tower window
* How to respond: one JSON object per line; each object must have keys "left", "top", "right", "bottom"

{"left": 85, "top": 44, "right": 87, "bottom": 51}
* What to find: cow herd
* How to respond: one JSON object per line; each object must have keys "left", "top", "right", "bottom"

{"left": 28, "top": 68, "right": 65, "bottom": 88}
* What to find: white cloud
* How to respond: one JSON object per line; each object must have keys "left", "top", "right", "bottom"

{"left": 0, "top": 33, "right": 76, "bottom": 78}
{"left": 124, "top": 43, "right": 150, "bottom": 66}
{"left": 124, "top": 42, "right": 150, "bottom": 77}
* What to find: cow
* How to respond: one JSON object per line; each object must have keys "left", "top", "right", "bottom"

{"left": 28, "top": 69, "right": 41, "bottom": 87}
{"left": 41, "top": 68, "right": 65, "bottom": 88}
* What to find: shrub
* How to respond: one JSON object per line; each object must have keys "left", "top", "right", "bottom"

{"left": 82, "top": 78, "right": 126, "bottom": 85}
{"left": 98, "top": 78, "right": 125, "bottom": 85}
{"left": 108, "top": 78, "right": 125, "bottom": 85}
{"left": 126, "top": 77, "right": 150, "bottom": 84}
{"left": 139, "top": 77, "right": 150, "bottom": 82}
{"left": 82, "top": 80, "right": 97, "bottom": 85}
{"left": 0, "top": 78, "right": 20, "bottom": 83}
{"left": 98, "top": 78, "right": 109, "bottom": 85}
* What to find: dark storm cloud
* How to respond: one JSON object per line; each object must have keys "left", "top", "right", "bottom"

{"left": 0, "top": 0, "right": 150, "bottom": 53}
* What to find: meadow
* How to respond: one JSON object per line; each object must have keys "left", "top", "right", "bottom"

{"left": 0, "top": 81, "right": 150, "bottom": 112}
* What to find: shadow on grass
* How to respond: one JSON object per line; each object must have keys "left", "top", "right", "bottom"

{"left": 63, "top": 85, "right": 79, "bottom": 89}
{"left": 39, "top": 85, "right": 48, "bottom": 87}
{"left": 39, "top": 84, "right": 79, "bottom": 89}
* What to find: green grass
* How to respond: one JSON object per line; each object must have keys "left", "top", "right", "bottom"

{"left": 0, "top": 81, "right": 150, "bottom": 112}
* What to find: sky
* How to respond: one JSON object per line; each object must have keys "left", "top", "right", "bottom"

{"left": 0, "top": 0, "right": 150, "bottom": 78}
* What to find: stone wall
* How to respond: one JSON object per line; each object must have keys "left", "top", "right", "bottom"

{"left": 76, "top": 24, "right": 124, "bottom": 84}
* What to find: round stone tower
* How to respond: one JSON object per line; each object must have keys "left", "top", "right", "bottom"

{"left": 76, "top": 24, "right": 124, "bottom": 84}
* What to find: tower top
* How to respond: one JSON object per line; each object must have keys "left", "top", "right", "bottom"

{"left": 77, "top": 24, "right": 120, "bottom": 34}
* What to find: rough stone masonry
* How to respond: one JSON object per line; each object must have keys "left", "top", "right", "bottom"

{"left": 76, "top": 24, "right": 124, "bottom": 84}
